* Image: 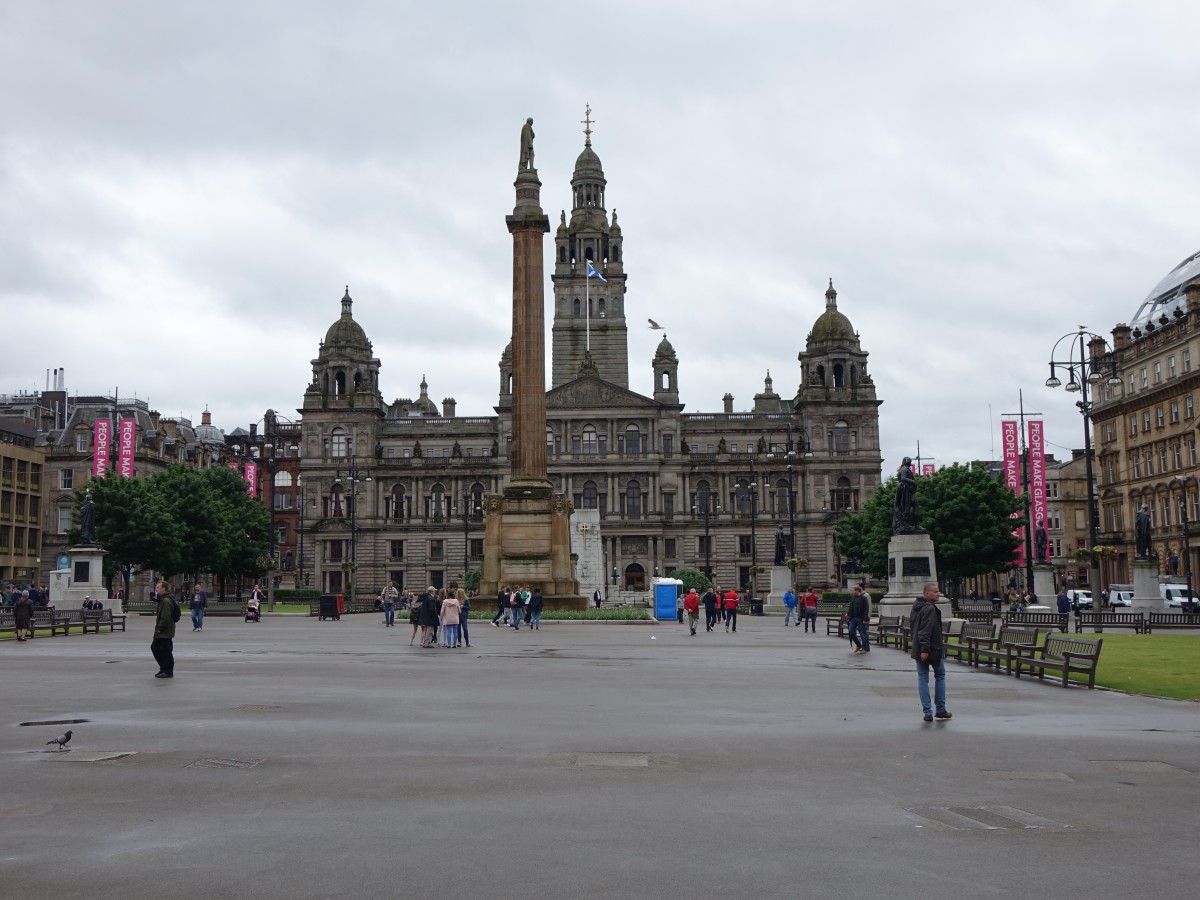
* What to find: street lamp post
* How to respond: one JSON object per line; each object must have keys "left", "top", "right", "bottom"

{"left": 749, "top": 457, "right": 759, "bottom": 598}
{"left": 297, "top": 478, "right": 311, "bottom": 590}
{"left": 692, "top": 489, "right": 719, "bottom": 579}
{"left": 1046, "top": 327, "right": 1121, "bottom": 595}
{"left": 1176, "top": 476, "right": 1193, "bottom": 605}
{"left": 333, "top": 459, "right": 372, "bottom": 602}
{"left": 461, "top": 492, "right": 481, "bottom": 582}
{"left": 767, "top": 423, "right": 813, "bottom": 572}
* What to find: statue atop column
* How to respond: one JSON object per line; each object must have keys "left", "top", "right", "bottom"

{"left": 891, "top": 457, "right": 922, "bottom": 533}
{"left": 774, "top": 524, "right": 786, "bottom": 566}
{"left": 519, "top": 117, "right": 535, "bottom": 170}
{"left": 1035, "top": 518, "right": 1049, "bottom": 563}
{"left": 1135, "top": 503, "right": 1153, "bottom": 558}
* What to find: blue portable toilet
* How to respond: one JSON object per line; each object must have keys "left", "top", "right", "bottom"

{"left": 653, "top": 577, "right": 683, "bottom": 621}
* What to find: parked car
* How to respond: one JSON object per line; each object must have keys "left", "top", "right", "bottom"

{"left": 1065, "top": 589, "right": 1093, "bottom": 610}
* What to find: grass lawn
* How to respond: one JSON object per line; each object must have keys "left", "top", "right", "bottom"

{"left": 1083, "top": 633, "right": 1200, "bottom": 700}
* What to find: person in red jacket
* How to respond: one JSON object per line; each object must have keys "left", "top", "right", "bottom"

{"left": 723, "top": 589, "right": 740, "bottom": 632}
{"left": 683, "top": 589, "right": 700, "bottom": 635}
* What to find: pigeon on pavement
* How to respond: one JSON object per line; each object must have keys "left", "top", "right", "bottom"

{"left": 46, "top": 730, "right": 73, "bottom": 751}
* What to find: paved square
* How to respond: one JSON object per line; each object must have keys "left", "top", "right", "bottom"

{"left": 4, "top": 615, "right": 1197, "bottom": 898}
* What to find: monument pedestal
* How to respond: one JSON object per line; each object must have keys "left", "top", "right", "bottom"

{"left": 480, "top": 482, "right": 583, "bottom": 610}
{"left": 1132, "top": 558, "right": 1160, "bottom": 611}
{"left": 766, "top": 566, "right": 794, "bottom": 608}
{"left": 877, "top": 531, "right": 951, "bottom": 620}
{"left": 48, "top": 544, "right": 108, "bottom": 611}
{"left": 1033, "top": 564, "right": 1056, "bottom": 603}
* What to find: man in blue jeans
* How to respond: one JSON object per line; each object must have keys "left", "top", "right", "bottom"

{"left": 848, "top": 584, "right": 870, "bottom": 653}
{"left": 910, "top": 582, "right": 951, "bottom": 722}
{"left": 189, "top": 583, "right": 207, "bottom": 632}
{"left": 782, "top": 586, "right": 799, "bottom": 627}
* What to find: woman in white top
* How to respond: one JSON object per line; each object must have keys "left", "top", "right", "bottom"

{"left": 439, "top": 590, "right": 463, "bottom": 649}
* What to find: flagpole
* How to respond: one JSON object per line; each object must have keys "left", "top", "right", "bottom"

{"left": 585, "top": 260, "right": 591, "bottom": 352}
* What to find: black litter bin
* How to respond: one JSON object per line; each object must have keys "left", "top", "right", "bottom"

{"left": 752, "top": 597, "right": 764, "bottom": 616}
{"left": 319, "top": 594, "right": 341, "bottom": 621}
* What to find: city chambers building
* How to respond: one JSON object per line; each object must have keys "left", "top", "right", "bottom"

{"left": 297, "top": 133, "right": 884, "bottom": 600}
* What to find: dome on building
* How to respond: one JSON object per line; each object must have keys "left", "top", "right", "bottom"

{"left": 1129, "top": 249, "right": 1200, "bottom": 334}
{"left": 573, "top": 144, "right": 604, "bottom": 179}
{"left": 323, "top": 287, "right": 370, "bottom": 349}
{"left": 808, "top": 279, "right": 858, "bottom": 345}
{"left": 655, "top": 335, "right": 676, "bottom": 358}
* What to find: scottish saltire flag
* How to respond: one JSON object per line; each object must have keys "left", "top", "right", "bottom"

{"left": 586, "top": 261, "right": 607, "bottom": 283}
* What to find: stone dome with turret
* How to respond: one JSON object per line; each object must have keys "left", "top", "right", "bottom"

{"left": 807, "top": 279, "right": 860, "bottom": 349}
{"left": 322, "top": 287, "right": 371, "bottom": 352}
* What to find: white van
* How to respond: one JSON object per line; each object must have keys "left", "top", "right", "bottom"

{"left": 1161, "top": 585, "right": 1197, "bottom": 608}
{"left": 1108, "top": 589, "right": 1133, "bottom": 608}
{"left": 1064, "top": 589, "right": 1093, "bottom": 610}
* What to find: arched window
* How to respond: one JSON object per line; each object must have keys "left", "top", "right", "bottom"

{"left": 598, "top": 298, "right": 606, "bottom": 318}
{"left": 470, "top": 482, "right": 485, "bottom": 517}
{"left": 330, "top": 429, "right": 349, "bottom": 458}
{"left": 558, "top": 246, "right": 566, "bottom": 263}
{"left": 583, "top": 480, "right": 598, "bottom": 509}
{"left": 274, "top": 471, "right": 293, "bottom": 488}
{"left": 573, "top": 297, "right": 581, "bottom": 317}
{"left": 832, "top": 421, "right": 850, "bottom": 455}
{"left": 623, "top": 563, "right": 645, "bottom": 592}
{"left": 426, "top": 483, "right": 446, "bottom": 521}
{"left": 582, "top": 425, "right": 598, "bottom": 455}
{"left": 625, "top": 424, "right": 642, "bottom": 455}
{"left": 389, "top": 484, "right": 407, "bottom": 521}
{"left": 775, "top": 478, "right": 792, "bottom": 515}
{"left": 693, "top": 479, "right": 714, "bottom": 514}
{"left": 833, "top": 363, "right": 845, "bottom": 388}
{"left": 624, "top": 480, "right": 642, "bottom": 518}
{"left": 334, "top": 371, "right": 346, "bottom": 398}
{"left": 832, "top": 476, "right": 854, "bottom": 511}
{"left": 331, "top": 483, "right": 345, "bottom": 518}
{"left": 733, "top": 479, "right": 754, "bottom": 516}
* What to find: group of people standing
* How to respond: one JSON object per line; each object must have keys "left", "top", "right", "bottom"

{"left": 678, "top": 587, "right": 741, "bottom": 634}
{"left": 408, "top": 586, "right": 471, "bottom": 649}
{"left": 781, "top": 587, "right": 820, "bottom": 631}
{"left": 490, "top": 584, "right": 544, "bottom": 630}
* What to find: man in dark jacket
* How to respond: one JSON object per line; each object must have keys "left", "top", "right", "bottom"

{"left": 152, "top": 579, "right": 179, "bottom": 678}
{"left": 701, "top": 588, "right": 719, "bottom": 632}
{"left": 1056, "top": 589, "right": 1071, "bottom": 632}
{"left": 848, "top": 584, "right": 871, "bottom": 653}
{"left": 910, "top": 583, "right": 950, "bottom": 722}
{"left": 419, "top": 587, "right": 440, "bottom": 648}
{"left": 492, "top": 586, "right": 510, "bottom": 627}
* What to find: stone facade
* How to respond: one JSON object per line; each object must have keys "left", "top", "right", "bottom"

{"left": 296, "top": 131, "right": 885, "bottom": 601}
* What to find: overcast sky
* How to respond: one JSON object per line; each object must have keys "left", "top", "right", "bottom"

{"left": 3, "top": 1, "right": 1197, "bottom": 478}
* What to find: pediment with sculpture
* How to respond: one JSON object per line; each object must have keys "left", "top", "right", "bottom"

{"left": 546, "top": 376, "right": 659, "bottom": 410}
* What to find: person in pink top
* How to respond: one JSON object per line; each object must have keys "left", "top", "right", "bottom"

{"left": 801, "top": 587, "right": 819, "bottom": 633}
{"left": 440, "top": 590, "right": 462, "bottom": 648}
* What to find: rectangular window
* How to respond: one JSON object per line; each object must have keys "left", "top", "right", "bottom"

{"left": 1174, "top": 443, "right": 1183, "bottom": 469}
{"left": 75, "top": 432, "right": 89, "bottom": 452}
{"left": 1129, "top": 415, "right": 1138, "bottom": 437}
{"left": 1046, "top": 510, "right": 1062, "bottom": 530}
{"left": 1160, "top": 446, "right": 1169, "bottom": 472}
{"left": 1185, "top": 349, "right": 1193, "bottom": 372}
{"left": 429, "top": 539, "right": 444, "bottom": 561}
{"left": 469, "top": 538, "right": 484, "bottom": 559}
{"left": 1187, "top": 395, "right": 1195, "bottom": 419}
{"left": 1145, "top": 450, "right": 1154, "bottom": 476}
{"left": 1104, "top": 423, "right": 1114, "bottom": 442}
{"left": 1153, "top": 362, "right": 1162, "bottom": 383}
{"left": 664, "top": 538, "right": 677, "bottom": 558}
{"left": 707, "top": 444, "right": 715, "bottom": 455}
{"left": 442, "top": 447, "right": 450, "bottom": 458}
{"left": 1127, "top": 373, "right": 1136, "bottom": 394}
{"left": 698, "top": 535, "right": 712, "bottom": 557}
{"left": 1190, "top": 439, "right": 1197, "bottom": 466}
{"left": 663, "top": 494, "right": 675, "bottom": 520}
{"left": 1171, "top": 402, "right": 1180, "bottom": 424}
{"left": 1157, "top": 406, "right": 1166, "bottom": 428}
{"left": 425, "top": 449, "right": 434, "bottom": 459}
{"left": 1169, "top": 355, "right": 1177, "bottom": 378}
{"left": 389, "top": 540, "right": 404, "bottom": 559}
{"left": 1050, "top": 538, "right": 1062, "bottom": 558}
{"left": 1141, "top": 368, "right": 1148, "bottom": 388}
{"left": 662, "top": 433, "right": 674, "bottom": 455}
{"left": 402, "top": 448, "right": 411, "bottom": 459}
{"left": 1143, "top": 411, "right": 1152, "bottom": 432}
{"left": 60, "top": 468, "right": 73, "bottom": 489}
{"left": 386, "top": 447, "right": 394, "bottom": 459}
{"left": 1132, "top": 454, "right": 1141, "bottom": 478}
{"left": 730, "top": 443, "right": 737, "bottom": 455}
{"left": 738, "top": 535, "right": 752, "bottom": 555}
{"left": 56, "top": 507, "right": 73, "bottom": 534}
{"left": 1046, "top": 482, "right": 1059, "bottom": 499}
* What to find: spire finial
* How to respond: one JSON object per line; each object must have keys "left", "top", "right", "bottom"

{"left": 581, "top": 102, "right": 594, "bottom": 147}
{"left": 825, "top": 278, "right": 837, "bottom": 307}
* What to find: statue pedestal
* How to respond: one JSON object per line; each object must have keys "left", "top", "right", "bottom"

{"left": 49, "top": 545, "right": 108, "bottom": 611}
{"left": 1033, "top": 565, "right": 1056, "bottom": 604}
{"left": 479, "top": 485, "right": 584, "bottom": 610}
{"left": 766, "top": 566, "right": 794, "bottom": 608}
{"left": 878, "top": 532, "right": 951, "bottom": 620}
{"left": 1132, "top": 559, "right": 1160, "bottom": 611}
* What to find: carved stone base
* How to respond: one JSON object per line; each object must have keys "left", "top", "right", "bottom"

{"left": 49, "top": 545, "right": 109, "bottom": 611}
{"left": 877, "top": 532, "right": 950, "bottom": 619}
{"left": 1132, "top": 558, "right": 1160, "bottom": 610}
{"left": 479, "top": 485, "right": 584, "bottom": 610}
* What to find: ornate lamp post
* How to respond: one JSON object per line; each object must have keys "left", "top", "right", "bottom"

{"left": 1175, "top": 476, "right": 1194, "bottom": 607}
{"left": 748, "top": 456, "right": 759, "bottom": 597}
{"left": 333, "top": 459, "right": 372, "bottom": 601}
{"left": 1046, "top": 327, "right": 1121, "bottom": 594}
{"left": 297, "top": 477, "right": 313, "bottom": 590}
{"left": 692, "top": 487, "right": 719, "bottom": 579}
{"left": 767, "top": 423, "right": 813, "bottom": 566}
{"left": 461, "top": 492, "right": 481, "bottom": 582}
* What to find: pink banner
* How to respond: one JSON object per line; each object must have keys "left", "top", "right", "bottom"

{"left": 117, "top": 418, "right": 136, "bottom": 478}
{"left": 92, "top": 419, "right": 111, "bottom": 478}
{"left": 1002, "top": 420, "right": 1024, "bottom": 566}
{"left": 244, "top": 461, "right": 258, "bottom": 496}
{"left": 921, "top": 463, "right": 935, "bottom": 477}
{"left": 1027, "top": 420, "right": 1047, "bottom": 551}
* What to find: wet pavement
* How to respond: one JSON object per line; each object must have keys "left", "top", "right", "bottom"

{"left": 3, "top": 614, "right": 1198, "bottom": 899}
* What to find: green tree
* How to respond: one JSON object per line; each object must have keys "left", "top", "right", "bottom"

{"left": 834, "top": 464, "right": 1023, "bottom": 583}
{"left": 670, "top": 567, "right": 712, "bottom": 594}
{"left": 464, "top": 566, "right": 481, "bottom": 593}
{"left": 77, "top": 473, "right": 183, "bottom": 594}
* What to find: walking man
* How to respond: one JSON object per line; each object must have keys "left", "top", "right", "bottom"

{"left": 151, "top": 579, "right": 179, "bottom": 679}
{"left": 683, "top": 588, "right": 700, "bottom": 635}
{"left": 723, "top": 588, "right": 740, "bottom": 632}
{"left": 593, "top": 587, "right": 603, "bottom": 609}
{"left": 911, "top": 583, "right": 951, "bottom": 722}
{"left": 801, "top": 587, "right": 818, "bottom": 633}
{"left": 702, "top": 587, "right": 718, "bottom": 631}
{"left": 492, "top": 585, "right": 510, "bottom": 627}
{"left": 848, "top": 584, "right": 870, "bottom": 653}
{"left": 189, "top": 583, "right": 208, "bottom": 632}
{"left": 381, "top": 580, "right": 399, "bottom": 627}
{"left": 782, "top": 586, "right": 799, "bottom": 627}
{"left": 1055, "top": 587, "right": 1071, "bottom": 632}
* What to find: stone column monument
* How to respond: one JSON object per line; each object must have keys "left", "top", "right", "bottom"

{"left": 480, "top": 118, "right": 583, "bottom": 608}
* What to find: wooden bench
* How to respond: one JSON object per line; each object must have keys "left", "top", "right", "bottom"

{"left": 1074, "top": 611, "right": 1145, "bottom": 634}
{"left": 944, "top": 622, "right": 995, "bottom": 663}
{"left": 971, "top": 626, "right": 1044, "bottom": 669}
{"left": 956, "top": 609, "right": 996, "bottom": 625}
{"left": 868, "top": 615, "right": 902, "bottom": 647}
{"left": 1009, "top": 635, "right": 1103, "bottom": 688}
{"left": 1003, "top": 611, "right": 1069, "bottom": 631}
{"left": 1145, "top": 611, "right": 1200, "bottom": 632}
{"left": 81, "top": 609, "right": 127, "bottom": 633}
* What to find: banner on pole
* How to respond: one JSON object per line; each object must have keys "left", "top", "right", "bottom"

{"left": 117, "top": 418, "right": 136, "bottom": 478}
{"left": 921, "top": 463, "right": 935, "bottom": 477}
{"left": 1002, "top": 420, "right": 1024, "bottom": 566}
{"left": 1027, "top": 420, "right": 1047, "bottom": 552}
{"left": 92, "top": 420, "right": 111, "bottom": 478}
